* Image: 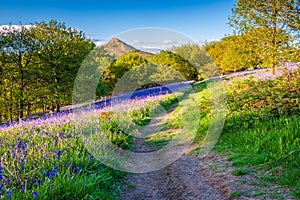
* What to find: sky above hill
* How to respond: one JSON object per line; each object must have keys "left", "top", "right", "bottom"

{"left": 1, "top": 0, "right": 236, "bottom": 49}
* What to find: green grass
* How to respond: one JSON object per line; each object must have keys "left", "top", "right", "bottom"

{"left": 193, "top": 69, "right": 300, "bottom": 198}
{"left": 143, "top": 131, "right": 177, "bottom": 148}
{"left": 0, "top": 92, "right": 185, "bottom": 199}
{"left": 230, "top": 191, "right": 243, "bottom": 198}
{"left": 231, "top": 168, "right": 250, "bottom": 176}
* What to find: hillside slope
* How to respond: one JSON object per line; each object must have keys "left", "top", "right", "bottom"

{"left": 101, "top": 38, "right": 153, "bottom": 58}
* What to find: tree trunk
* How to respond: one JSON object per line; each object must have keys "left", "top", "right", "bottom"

{"left": 270, "top": 65, "right": 275, "bottom": 75}
{"left": 270, "top": 1, "right": 277, "bottom": 76}
{"left": 56, "top": 102, "right": 60, "bottom": 112}
{"left": 19, "top": 102, "right": 24, "bottom": 119}
{"left": 9, "top": 107, "right": 12, "bottom": 123}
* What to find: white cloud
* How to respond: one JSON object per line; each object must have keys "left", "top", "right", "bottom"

{"left": 127, "top": 39, "right": 193, "bottom": 51}
{"left": 0, "top": 25, "right": 32, "bottom": 33}
{"left": 93, "top": 40, "right": 108, "bottom": 47}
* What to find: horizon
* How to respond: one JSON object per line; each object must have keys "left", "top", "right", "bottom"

{"left": 0, "top": 25, "right": 215, "bottom": 53}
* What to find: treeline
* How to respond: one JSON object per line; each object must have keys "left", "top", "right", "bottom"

{"left": 98, "top": 50, "right": 201, "bottom": 96}
{"left": 203, "top": 0, "right": 299, "bottom": 75}
{"left": 170, "top": 0, "right": 300, "bottom": 76}
{"left": 0, "top": 20, "right": 95, "bottom": 122}
{"left": 0, "top": 20, "right": 202, "bottom": 123}
{"left": 1, "top": 0, "right": 299, "bottom": 122}
{"left": 203, "top": 28, "right": 299, "bottom": 75}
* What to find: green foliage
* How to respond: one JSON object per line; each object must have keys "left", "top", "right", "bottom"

{"left": 96, "top": 81, "right": 109, "bottom": 98}
{"left": 0, "top": 92, "right": 178, "bottom": 199}
{"left": 0, "top": 25, "right": 41, "bottom": 120}
{"left": 204, "top": 31, "right": 266, "bottom": 74}
{"left": 172, "top": 44, "right": 219, "bottom": 79}
{"left": 150, "top": 50, "right": 201, "bottom": 81}
{"left": 101, "top": 50, "right": 201, "bottom": 95}
{"left": 229, "top": 0, "right": 300, "bottom": 75}
{"left": 0, "top": 20, "right": 95, "bottom": 123}
{"left": 31, "top": 20, "right": 95, "bottom": 111}
{"left": 101, "top": 53, "right": 148, "bottom": 91}
{"left": 72, "top": 49, "right": 114, "bottom": 104}
{"left": 231, "top": 168, "right": 249, "bottom": 176}
{"left": 194, "top": 69, "right": 300, "bottom": 198}
{"left": 130, "top": 104, "right": 152, "bottom": 126}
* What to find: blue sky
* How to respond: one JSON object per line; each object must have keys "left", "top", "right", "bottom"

{"left": 1, "top": 0, "right": 236, "bottom": 45}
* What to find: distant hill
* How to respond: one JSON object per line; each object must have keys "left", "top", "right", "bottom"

{"left": 100, "top": 38, "right": 153, "bottom": 58}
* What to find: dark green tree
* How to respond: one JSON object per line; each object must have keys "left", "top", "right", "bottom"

{"left": 0, "top": 25, "right": 39, "bottom": 119}
{"left": 31, "top": 20, "right": 95, "bottom": 111}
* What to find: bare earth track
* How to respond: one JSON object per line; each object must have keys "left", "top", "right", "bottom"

{"left": 118, "top": 107, "right": 227, "bottom": 200}
{"left": 118, "top": 64, "right": 299, "bottom": 200}
{"left": 118, "top": 154, "right": 227, "bottom": 200}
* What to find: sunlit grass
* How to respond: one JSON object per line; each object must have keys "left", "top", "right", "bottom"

{"left": 193, "top": 69, "right": 300, "bottom": 198}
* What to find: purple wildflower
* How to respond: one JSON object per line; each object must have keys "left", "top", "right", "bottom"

{"left": 51, "top": 166, "right": 58, "bottom": 177}
{"left": 18, "top": 158, "right": 24, "bottom": 165}
{"left": 66, "top": 162, "right": 72, "bottom": 168}
{"left": 0, "top": 166, "right": 3, "bottom": 180}
{"left": 53, "top": 149, "right": 61, "bottom": 161}
{"left": 45, "top": 172, "right": 51, "bottom": 179}
{"left": 6, "top": 191, "right": 12, "bottom": 199}
{"left": 32, "top": 191, "right": 38, "bottom": 199}
{"left": 20, "top": 184, "right": 25, "bottom": 193}
{"left": 76, "top": 166, "right": 81, "bottom": 174}
{"left": 58, "top": 131, "right": 63, "bottom": 138}
{"left": 16, "top": 138, "right": 23, "bottom": 149}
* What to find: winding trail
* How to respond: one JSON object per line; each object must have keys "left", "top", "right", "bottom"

{"left": 118, "top": 154, "right": 227, "bottom": 200}
{"left": 118, "top": 106, "right": 227, "bottom": 200}
{"left": 117, "top": 64, "right": 300, "bottom": 200}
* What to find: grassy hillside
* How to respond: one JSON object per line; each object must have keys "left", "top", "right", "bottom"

{"left": 194, "top": 68, "right": 300, "bottom": 198}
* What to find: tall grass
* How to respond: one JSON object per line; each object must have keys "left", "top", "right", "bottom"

{"left": 194, "top": 69, "right": 300, "bottom": 197}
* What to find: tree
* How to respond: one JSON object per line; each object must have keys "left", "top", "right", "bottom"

{"left": 172, "top": 44, "right": 211, "bottom": 68}
{"left": 229, "top": 0, "right": 300, "bottom": 75}
{"left": 31, "top": 20, "right": 95, "bottom": 111}
{"left": 101, "top": 52, "right": 148, "bottom": 91}
{"left": 171, "top": 44, "right": 215, "bottom": 77}
{"left": 149, "top": 50, "right": 201, "bottom": 81}
{"left": 0, "top": 25, "right": 39, "bottom": 119}
{"left": 204, "top": 32, "right": 267, "bottom": 74}
{"left": 73, "top": 48, "right": 114, "bottom": 102}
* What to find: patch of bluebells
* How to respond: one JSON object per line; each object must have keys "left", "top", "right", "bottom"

{"left": 0, "top": 165, "right": 3, "bottom": 180}
{"left": 0, "top": 113, "right": 78, "bottom": 198}
{"left": 0, "top": 92, "right": 178, "bottom": 198}
{"left": 32, "top": 191, "right": 38, "bottom": 199}
{"left": 6, "top": 190, "right": 12, "bottom": 199}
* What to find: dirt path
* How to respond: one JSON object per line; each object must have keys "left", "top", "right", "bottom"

{"left": 117, "top": 63, "right": 300, "bottom": 200}
{"left": 118, "top": 106, "right": 228, "bottom": 200}
{"left": 118, "top": 154, "right": 228, "bottom": 200}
